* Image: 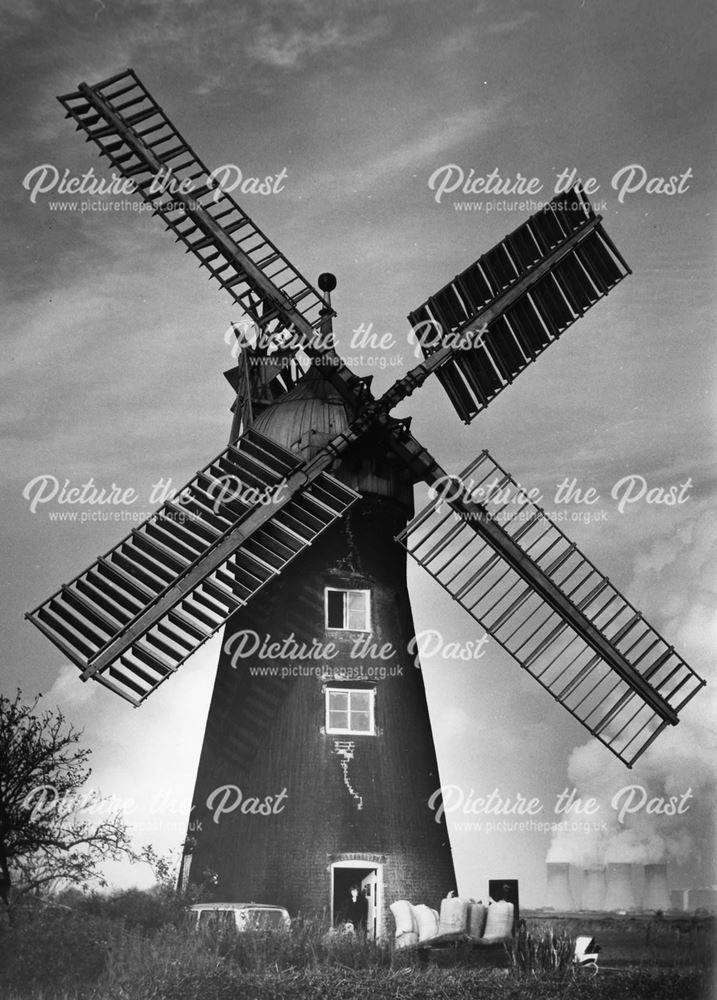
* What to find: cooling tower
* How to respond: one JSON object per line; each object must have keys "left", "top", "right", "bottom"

{"left": 581, "top": 865, "right": 606, "bottom": 910}
{"left": 670, "top": 888, "right": 689, "bottom": 912}
{"left": 604, "top": 862, "right": 637, "bottom": 911}
{"left": 687, "top": 887, "right": 717, "bottom": 912}
{"left": 642, "top": 863, "right": 670, "bottom": 912}
{"left": 544, "top": 862, "right": 575, "bottom": 911}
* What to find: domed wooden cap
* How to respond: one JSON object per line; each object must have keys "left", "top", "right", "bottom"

{"left": 252, "top": 366, "right": 413, "bottom": 505}
{"left": 252, "top": 366, "right": 350, "bottom": 462}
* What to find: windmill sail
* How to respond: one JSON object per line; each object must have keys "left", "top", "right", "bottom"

{"left": 57, "top": 70, "right": 327, "bottom": 348}
{"left": 407, "top": 189, "right": 630, "bottom": 423}
{"left": 27, "top": 430, "right": 359, "bottom": 704}
{"left": 396, "top": 450, "right": 705, "bottom": 767}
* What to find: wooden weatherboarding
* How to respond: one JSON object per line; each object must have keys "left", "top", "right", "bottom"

{"left": 28, "top": 68, "right": 705, "bottom": 769}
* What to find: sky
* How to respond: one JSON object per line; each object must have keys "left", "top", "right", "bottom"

{"left": 1, "top": 0, "right": 715, "bottom": 908}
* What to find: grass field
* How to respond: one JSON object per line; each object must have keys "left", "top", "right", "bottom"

{"left": 0, "top": 898, "right": 713, "bottom": 999}
{"left": 522, "top": 909, "right": 715, "bottom": 970}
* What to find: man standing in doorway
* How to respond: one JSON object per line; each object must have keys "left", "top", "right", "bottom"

{"left": 343, "top": 883, "right": 368, "bottom": 933}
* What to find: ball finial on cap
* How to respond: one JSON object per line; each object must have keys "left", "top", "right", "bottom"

{"left": 318, "top": 272, "right": 337, "bottom": 292}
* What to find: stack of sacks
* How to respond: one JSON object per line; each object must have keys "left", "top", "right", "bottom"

{"left": 391, "top": 893, "right": 498, "bottom": 948}
{"left": 437, "top": 891, "right": 470, "bottom": 936}
{"left": 413, "top": 903, "right": 440, "bottom": 943}
{"left": 389, "top": 899, "right": 418, "bottom": 949}
{"left": 389, "top": 900, "right": 440, "bottom": 948}
{"left": 467, "top": 900, "right": 487, "bottom": 940}
{"left": 480, "top": 899, "right": 514, "bottom": 942}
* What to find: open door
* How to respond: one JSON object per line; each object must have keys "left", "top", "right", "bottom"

{"left": 361, "top": 869, "right": 379, "bottom": 941}
{"left": 331, "top": 861, "right": 383, "bottom": 940}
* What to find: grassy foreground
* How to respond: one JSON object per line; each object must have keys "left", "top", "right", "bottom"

{"left": 0, "top": 896, "right": 713, "bottom": 1000}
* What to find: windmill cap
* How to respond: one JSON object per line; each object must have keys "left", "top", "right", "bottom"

{"left": 251, "top": 365, "right": 351, "bottom": 461}
{"left": 252, "top": 366, "right": 413, "bottom": 505}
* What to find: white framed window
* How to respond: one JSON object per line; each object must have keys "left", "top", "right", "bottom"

{"left": 325, "top": 687, "right": 375, "bottom": 735}
{"left": 325, "top": 588, "right": 371, "bottom": 632}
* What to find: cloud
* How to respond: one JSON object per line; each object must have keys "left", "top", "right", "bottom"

{"left": 12, "top": 0, "right": 394, "bottom": 143}
{"left": 483, "top": 11, "right": 538, "bottom": 35}
{"left": 47, "top": 663, "right": 98, "bottom": 708}
{"left": 287, "top": 100, "right": 506, "bottom": 215}
{"left": 432, "top": 6, "right": 537, "bottom": 57}
{"left": 0, "top": 0, "right": 45, "bottom": 42}
{"left": 356, "top": 105, "right": 503, "bottom": 187}
{"left": 246, "top": 13, "right": 388, "bottom": 69}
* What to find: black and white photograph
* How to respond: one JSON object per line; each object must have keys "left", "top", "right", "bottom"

{"left": 1, "top": 1, "right": 715, "bottom": 997}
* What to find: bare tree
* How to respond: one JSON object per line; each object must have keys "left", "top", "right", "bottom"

{"left": 0, "top": 690, "right": 137, "bottom": 904}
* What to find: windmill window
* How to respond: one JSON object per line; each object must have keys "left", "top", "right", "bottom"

{"left": 325, "top": 687, "right": 375, "bottom": 735}
{"left": 325, "top": 589, "right": 371, "bottom": 632}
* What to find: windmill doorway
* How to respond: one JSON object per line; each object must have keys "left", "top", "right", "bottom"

{"left": 330, "top": 861, "right": 383, "bottom": 941}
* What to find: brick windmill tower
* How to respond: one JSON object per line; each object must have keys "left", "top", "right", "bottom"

{"left": 186, "top": 338, "right": 457, "bottom": 929}
{"left": 29, "top": 70, "right": 705, "bottom": 935}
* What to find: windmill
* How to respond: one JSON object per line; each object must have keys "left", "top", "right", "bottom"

{"left": 28, "top": 69, "right": 705, "bottom": 934}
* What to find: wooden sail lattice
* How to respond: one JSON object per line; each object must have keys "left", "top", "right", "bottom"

{"left": 57, "top": 69, "right": 327, "bottom": 343}
{"left": 396, "top": 451, "right": 705, "bottom": 767}
{"left": 408, "top": 189, "right": 631, "bottom": 423}
{"left": 27, "top": 430, "right": 359, "bottom": 704}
